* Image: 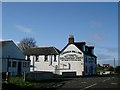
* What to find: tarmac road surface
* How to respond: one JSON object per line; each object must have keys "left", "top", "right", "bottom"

{"left": 51, "top": 75, "right": 119, "bottom": 90}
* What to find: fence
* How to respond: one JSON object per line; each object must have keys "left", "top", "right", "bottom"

{"left": 26, "top": 71, "right": 54, "bottom": 81}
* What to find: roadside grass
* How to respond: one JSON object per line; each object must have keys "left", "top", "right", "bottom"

{"left": 3, "top": 76, "right": 35, "bottom": 88}
{"left": 2, "top": 75, "right": 72, "bottom": 89}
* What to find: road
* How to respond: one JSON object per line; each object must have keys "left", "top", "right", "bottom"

{"left": 2, "top": 75, "right": 119, "bottom": 90}
{"left": 50, "top": 75, "right": 119, "bottom": 89}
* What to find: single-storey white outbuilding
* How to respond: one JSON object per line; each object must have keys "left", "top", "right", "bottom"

{"left": 0, "top": 40, "right": 30, "bottom": 75}
{"left": 24, "top": 47, "right": 60, "bottom": 74}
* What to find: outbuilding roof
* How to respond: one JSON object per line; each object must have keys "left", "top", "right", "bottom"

{"left": 24, "top": 47, "right": 60, "bottom": 55}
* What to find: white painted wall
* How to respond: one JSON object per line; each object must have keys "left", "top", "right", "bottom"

{"left": 59, "top": 44, "right": 84, "bottom": 76}
{"left": 59, "top": 44, "right": 97, "bottom": 76}
{"left": 28, "top": 55, "right": 59, "bottom": 74}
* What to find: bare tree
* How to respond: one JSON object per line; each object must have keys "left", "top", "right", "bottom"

{"left": 18, "top": 37, "right": 37, "bottom": 51}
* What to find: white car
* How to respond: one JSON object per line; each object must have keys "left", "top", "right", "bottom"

{"left": 102, "top": 71, "right": 110, "bottom": 75}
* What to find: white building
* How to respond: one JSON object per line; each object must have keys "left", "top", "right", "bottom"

{"left": 23, "top": 35, "right": 97, "bottom": 76}
{"left": 58, "top": 35, "right": 97, "bottom": 76}
{"left": 24, "top": 47, "right": 60, "bottom": 74}
{"left": 0, "top": 40, "right": 30, "bottom": 75}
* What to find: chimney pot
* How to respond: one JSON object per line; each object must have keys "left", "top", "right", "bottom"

{"left": 68, "top": 35, "right": 74, "bottom": 44}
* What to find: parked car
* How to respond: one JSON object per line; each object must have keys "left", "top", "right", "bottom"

{"left": 102, "top": 71, "right": 111, "bottom": 75}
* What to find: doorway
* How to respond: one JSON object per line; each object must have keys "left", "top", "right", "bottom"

{"left": 18, "top": 62, "right": 21, "bottom": 75}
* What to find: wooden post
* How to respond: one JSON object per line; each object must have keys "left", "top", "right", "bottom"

{"left": 23, "top": 72, "right": 26, "bottom": 81}
{"left": 5, "top": 72, "right": 9, "bottom": 83}
{"left": 6, "top": 56, "right": 10, "bottom": 83}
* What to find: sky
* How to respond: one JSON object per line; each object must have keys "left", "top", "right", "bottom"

{"left": 2, "top": 2, "right": 118, "bottom": 66}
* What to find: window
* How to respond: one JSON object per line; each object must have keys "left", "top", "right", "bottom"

{"left": 36, "top": 55, "right": 39, "bottom": 62}
{"left": 78, "top": 52, "right": 82, "bottom": 54}
{"left": 23, "top": 62, "right": 27, "bottom": 67}
{"left": 44, "top": 55, "right": 48, "bottom": 62}
{"left": 72, "top": 51, "right": 75, "bottom": 53}
{"left": 12, "top": 61, "right": 16, "bottom": 67}
{"left": 54, "top": 55, "right": 57, "bottom": 62}
{"left": 8, "top": 61, "right": 11, "bottom": 67}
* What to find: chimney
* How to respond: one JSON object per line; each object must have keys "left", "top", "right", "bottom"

{"left": 68, "top": 35, "right": 74, "bottom": 44}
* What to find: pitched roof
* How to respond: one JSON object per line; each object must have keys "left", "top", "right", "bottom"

{"left": 61, "top": 42, "right": 86, "bottom": 52}
{"left": 24, "top": 47, "right": 60, "bottom": 55}
{"left": 61, "top": 42, "right": 97, "bottom": 58}
{"left": 0, "top": 40, "right": 13, "bottom": 48}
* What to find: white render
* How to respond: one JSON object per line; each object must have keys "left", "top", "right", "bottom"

{"left": 58, "top": 44, "right": 96, "bottom": 76}
{"left": 26, "top": 44, "right": 97, "bottom": 76}
{"left": 24, "top": 35, "right": 97, "bottom": 76}
{"left": 0, "top": 40, "right": 30, "bottom": 75}
{"left": 26, "top": 55, "right": 59, "bottom": 74}
{"left": 59, "top": 44, "right": 84, "bottom": 76}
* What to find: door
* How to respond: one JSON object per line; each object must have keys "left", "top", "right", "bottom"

{"left": 62, "top": 72, "right": 76, "bottom": 77}
{"left": 18, "top": 62, "right": 21, "bottom": 75}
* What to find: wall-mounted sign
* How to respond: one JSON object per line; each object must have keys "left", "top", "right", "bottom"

{"left": 61, "top": 50, "right": 82, "bottom": 55}
{"left": 60, "top": 54, "right": 83, "bottom": 61}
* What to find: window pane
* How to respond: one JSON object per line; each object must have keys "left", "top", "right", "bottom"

{"left": 12, "top": 61, "right": 16, "bottom": 67}
{"left": 23, "top": 62, "right": 27, "bottom": 67}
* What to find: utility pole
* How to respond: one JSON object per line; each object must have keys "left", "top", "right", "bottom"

{"left": 114, "top": 58, "right": 115, "bottom": 73}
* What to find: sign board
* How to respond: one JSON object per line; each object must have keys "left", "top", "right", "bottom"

{"left": 60, "top": 54, "right": 83, "bottom": 61}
